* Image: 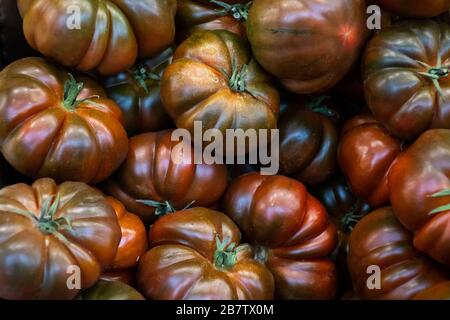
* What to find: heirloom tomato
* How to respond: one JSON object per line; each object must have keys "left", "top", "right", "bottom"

{"left": 138, "top": 207, "right": 274, "bottom": 300}
{"left": 414, "top": 282, "right": 450, "bottom": 300}
{"left": 106, "top": 197, "right": 148, "bottom": 271}
{"left": 247, "top": 0, "right": 367, "bottom": 94}
{"left": 279, "top": 96, "right": 339, "bottom": 185}
{"left": 101, "top": 270, "right": 135, "bottom": 286}
{"left": 348, "top": 207, "right": 448, "bottom": 300}
{"left": 176, "top": 0, "right": 250, "bottom": 42}
{"left": 338, "top": 115, "right": 402, "bottom": 207}
{"left": 0, "top": 57, "right": 128, "bottom": 183}
{"left": 0, "top": 178, "right": 121, "bottom": 300}
{"left": 103, "top": 130, "right": 228, "bottom": 224}
{"left": 364, "top": 20, "right": 450, "bottom": 140}
{"left": 222, "top": 173, "right": 338, "bottom": 300}
{"left": 18, "top": 0, "right": 177, "bottom": 75}
{"left": 77, "top": 280, "right": 144, "bottom": 300}
{"left": 160, "top": 30, "right": 279, "bottom": 155}
{"left": 104, "top": 47, "right": 174, "bottom": 136}
{"left": 374, "top": 0, "right": 450, "bottom": 18}
{"left": 389, "top": 129, "right": 450, "bottom": 266}
{"left": 312, "top": 174, "right": 372, "bottom": 294}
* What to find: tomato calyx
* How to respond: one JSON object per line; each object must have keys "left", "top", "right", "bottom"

{"left": 63, "top": 74, "right": 100, "bottom": 110}
{"left": 12, "top": 195, "right": 73, "bottom": 242}
{"left": 306, "top": 95, "right": 339, "bottom": 119}
{"left": 341, "top": 207, "right": 365, "bottom": 233}
{"left": 429, "top": 189, "right": 450, "bottom": 215}
{"left": 416, "top": 57, "right": 450, "bottom": 97}
{"left": 131, "top": 65, "right": 161, "bottom": 94}
{"left": 137, "top": 199, "right": 195, "bottom": 217}
{"left": 222, "top": 59, "right": 249, "bottom": 93}
{"left": 210, "top": 0, "right": 251, "bottom": 21}
{"left": 253, "top": 244, "right": 269, "bottom": 264}
{"left": 214, "top": 235, "right": 244, "bottom": 270}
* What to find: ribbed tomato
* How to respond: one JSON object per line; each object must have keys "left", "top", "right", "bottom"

{"left": 222, "top": 173, "right": 338, "bottom": 299}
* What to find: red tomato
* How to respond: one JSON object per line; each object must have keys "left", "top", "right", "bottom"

{"left": 222, "top": 173, "right": 338, "bottom": 299}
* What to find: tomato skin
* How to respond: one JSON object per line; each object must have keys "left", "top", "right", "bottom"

{"left": 348, "top": 207, "right": 448, "bottom": 300}
{"left": 18, "top": 0, "right": 177, "bottom": 75}
{"left": 374, "top": 0, "right": 450, "bottom": 18}
{"left": 138, "top": 208, "right": 275, "bottom": 300}
{"left": 77, "top": 280, "right": 145, "bottom": 300}
{"left": 104, "top": 47, "right": 175, "bottom": 136}
{"left": 160, "top": 30, "right": 279, "bottom": 155}
{"left": 0, "top": 57, "right": 128, "bottom": 184}
{"left": 222, "top": 173, "right": 338, "bottom": 300}
{"left": 0, "top": 178, "right": 121, "bottom": 300}
{"left": 363, "top": 20, "right": 450, "bottom": 140}
{"left": 389, "top": 130, "right": 450, "bottom": 266}
{"left": 279, "top": 97, "right": 339, "bottom": 185}
{"left": 105, "top": 197, "right": 148, "bottom": 271}
{"left": 102, "top": 130, "right": 228, "bottom": 224}
{"left": 176, "top": 0, "right": 248, "bottom": 43}
{"left": 338, "top": 115, "right": 402, "bottom": 207}
{"left": 100, "top": 270, "right": 135, "bottom": 286}
{"left": 247, "top": 0, "right": 367, "bottom": 94}
{"left": 414, "top": 282, "right": 450, "bottom": 300}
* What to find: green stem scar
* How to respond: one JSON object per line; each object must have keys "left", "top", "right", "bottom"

{"left": 210, "top": 0, "right": 251, "bottom": 21}
{"left": 214, "top": 234, "right": 244, "bottom": 270}
{"left": 221, "top": 58, "right": 249, "bottom": 93}
{"left": 416, "top": 57, "right": 450, "bottom": 98}
{"left": 306, "top": 95, "right": 339, "bottom": 119}
{"left": 63, "top": 73, "right": 100, "bottom": 110}
{"left": 12, "top": 195, "right": 72, "bottom": 242}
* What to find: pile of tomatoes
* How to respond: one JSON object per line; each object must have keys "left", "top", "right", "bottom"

{"left": 0, "top": 0, "right": 450, "bottom": 300}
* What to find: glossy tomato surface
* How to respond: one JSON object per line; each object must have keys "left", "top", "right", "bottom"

{"left": 247, "top": 0, "right": 367, "bottom": 94}
{"left": 279, "top": 96, "right": 339, "bottom": 185}
{"left": 18, "top": 0, "right": 177, "bottom": 75}
{"left": 374, "top": 0, "right": 450, "bottom": 18}
{"left": 348, "top": 207, "right": 448, "bottom": 300}
{"left": 77, "top": 280, "right": 145, "bottom": 300}
{"left": 104, "top": 47, "right": 175, "bottom": 135}
{"left": 0, "top": 57, "right": 128, "bottom": 183}
{"left": 364, "top": 20, "right": 450, "bottom": 140}
{"left": 222, "top": 173, "right": 338, "bottom": 299}
{"left": 106, "top": 197, "right": 148, "bottom": 271}
{"left": 176, "top": 0, "right": 249, "bottom": 42}
{"left": 103, "top": 130, "right": 228, "bottom": 223}
{"left": 138, "top": 207, "right": 274, "bottom": 300}
{"left": 0, "top": 178, "right": 121, "bottom": 300}
{"left": 414, "top": 282, "right": 450, "bottom": 300}
{"left": 389, "top": 129, "right": 450, "bottom": 266}
{"left": 338, "top": 115, "right": 402, "bottom": 207}
{"left": 161, "top": 30, "right": 279, "bottom": 155}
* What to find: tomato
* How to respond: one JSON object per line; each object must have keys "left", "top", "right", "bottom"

{"left": 414, "top": 282, "right": 450, "bottom": 300}
{"left": 176, "top": 0, "right": 250, "bottom": 42}
{"left": 106, "top": 197, "right": 148, "bottom": 271}
{"left": 364, "top": 20, "right": 450, "bottom": 140}
{"left": 160, "top": 30, "right": 279, "bottom": 155}
{"left": 389, "top": 129, "right": 450, "bottom": 266}
{"left": 100, "top": 270, "right": 135, "bottom": 286}
{"left": 102, "top": 130, "right": 228, "bottom": 224}
{"left": 137, "top": 207, "right": 274, "bottom": 300}
{"left": 279, "top": 96, "right": 339, "bottom": 185}
{"left": 348, "top": 207, "right": 448, "bottom": 300}
{"left": 0, "top": 57, "right": 128, "bottom": 184}
{"left": 77, "top": 280, "right": 145, "bottom": 300}
{"left": 312, "top": 174, "right": 372, "bottom": 294}
{"left": 338, "top": 115, "right": 402, "bottom": 207}
{"left": 0, "top": 178, "right": 121, "bottom": 300}
{"left": 222, "top": 173, "right": 338, "bottom": 300}
{"left": 247, "top": 0, "right": 367, "bottom": 94}
{"left": 104, "top": 47, "right": 175, "bottom": 136}
{"left": 374, "top": 0, "right": 450, "bottom": 18}
{"left": 18, "top": 0, "right": 177, "bottom": 75}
